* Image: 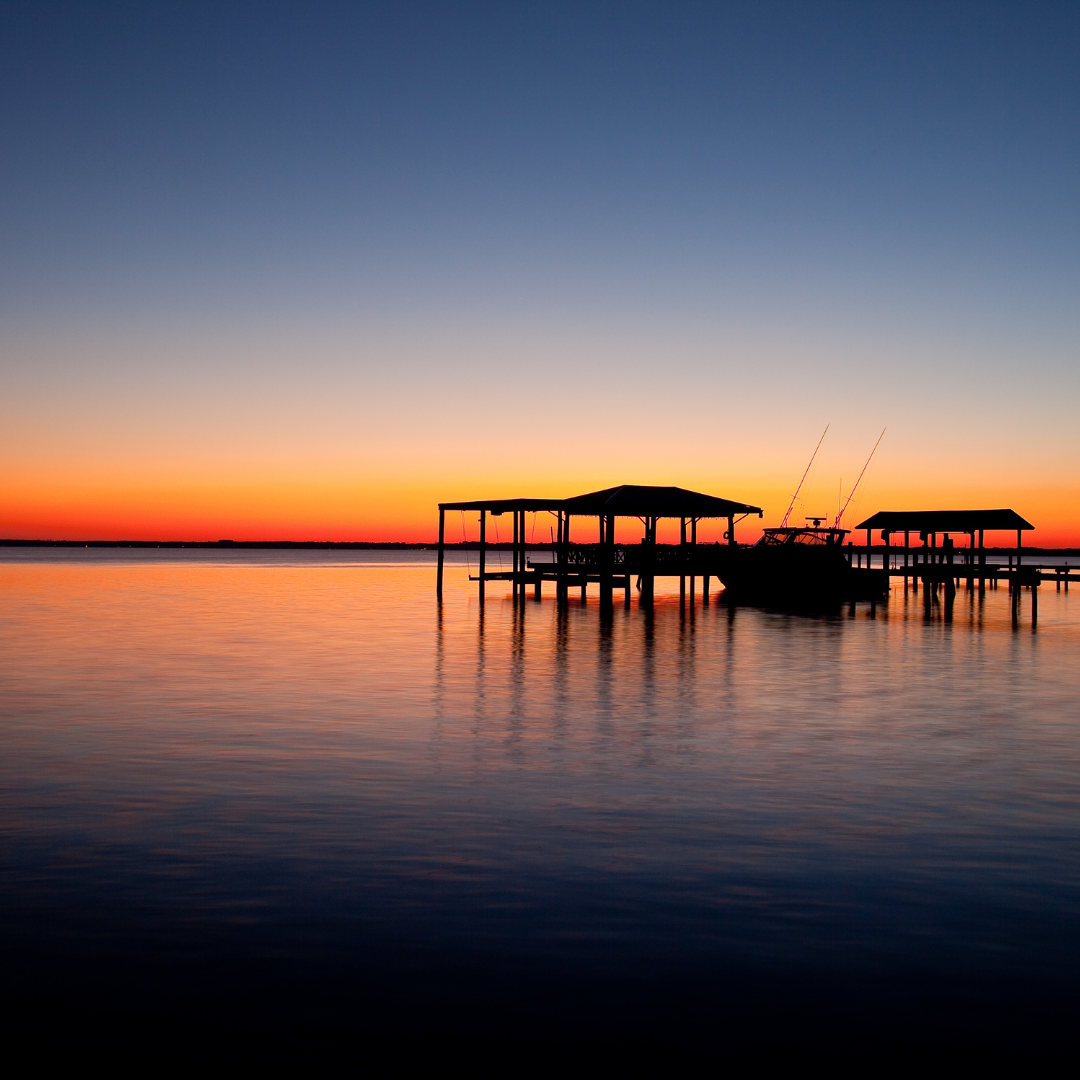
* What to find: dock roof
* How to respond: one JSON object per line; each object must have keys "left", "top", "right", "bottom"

{"left": 438, "top": 497, "right": 563, "bottom": 514}
{"left": 440, "top": 485, "right": 762, "bottom": 519}
{"left": 560, "top": 485, "right": 762, "bottom": 519}
{"left": 856, "top": 509, "right": 1033, "bottom": 533}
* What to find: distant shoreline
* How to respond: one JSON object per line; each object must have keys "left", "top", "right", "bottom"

{"left": 3, "top": 539, "right": 1079, "bottom": 556}
{"left": 0, "top": 538, "right": 538, "bottom": 551}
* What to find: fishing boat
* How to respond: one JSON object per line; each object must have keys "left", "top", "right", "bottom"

{"left": 716, "top": 518, "right": 888, "bottom": 604}
{"left": 716, "top": 429, "right": 890, "bottom": 605}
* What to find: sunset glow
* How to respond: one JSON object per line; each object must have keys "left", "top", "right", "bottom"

{"left": 1, "top": 3, "right": 1076, "bottom": 545}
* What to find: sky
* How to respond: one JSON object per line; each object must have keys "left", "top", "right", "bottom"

{"left": 2, "top": 0, "right": 1078, "bottom": 544}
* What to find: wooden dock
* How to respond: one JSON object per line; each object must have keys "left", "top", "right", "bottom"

{"left": 439, "top": 493, "right": 1064, "bottom": 627}
{"left": 438, "top": 485, "right": 762, "bottom": 608}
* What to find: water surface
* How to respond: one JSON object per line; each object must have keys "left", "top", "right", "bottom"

{"left": 1, "top": 550, "right": 1078, "bottom": 1045}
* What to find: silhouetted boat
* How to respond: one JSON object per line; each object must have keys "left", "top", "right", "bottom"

{"left": 717, "top": 522, "right": 888, "bottom": 604}
{"left": 715, "top": 427, "right": 890, "bottom": 605}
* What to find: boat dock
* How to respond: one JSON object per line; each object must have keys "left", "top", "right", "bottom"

{"left": 437, "top": 485, "right": 762, "bottom": 608}
{"left": 437, "top": 490, "right": 1067, "bottom": 626}
{"left": 852, "top": 509, "right": 1075, "bottom": 625}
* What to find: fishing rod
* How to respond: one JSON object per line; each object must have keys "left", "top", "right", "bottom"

{"left": 780, "top": 424, "right": 829, "bottom": 528}
{"left": 834, "top": 428, "right": 885, "bottom": 529}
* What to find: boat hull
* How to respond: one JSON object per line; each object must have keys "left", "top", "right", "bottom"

{"left": 716, "top": 546, "right": 889, "bottom": 604}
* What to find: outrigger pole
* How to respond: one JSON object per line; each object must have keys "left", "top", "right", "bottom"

{"left": 834, "top": 428, "right": 885, "bottom": 529}
{"left": 780, "top": 424, "right": 829, "bottom": 528}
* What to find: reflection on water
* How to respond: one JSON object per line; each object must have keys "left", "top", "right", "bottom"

{"left": 1, "top": 551, "right": 1079, "bottom": 1039}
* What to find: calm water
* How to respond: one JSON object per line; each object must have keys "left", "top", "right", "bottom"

{"left": 2, "top": 549, "right": 1079, "bottom": 1046}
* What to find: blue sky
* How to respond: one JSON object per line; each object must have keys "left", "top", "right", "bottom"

{"left": 2, "top": 1, "right": 1078, "bottom": 538}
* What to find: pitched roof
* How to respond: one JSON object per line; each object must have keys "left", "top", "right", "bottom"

{"left": 440, "top": 484, "right": 762, "bottom": 518}
{"left": 560, "top": 485, "right": 761, "bottom": 519}
{"left": 856, "top": 509, "right": 1033, "bottom": 533}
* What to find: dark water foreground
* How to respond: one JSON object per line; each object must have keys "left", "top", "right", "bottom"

{"left": 1, "top": 550, "right": 1078, "bottom": 1057}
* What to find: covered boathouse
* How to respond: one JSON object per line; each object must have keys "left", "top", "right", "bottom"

{"left": 854, "top": 509, "right": 1033, "bottom": 579}
{"left": 437, "top": 484, "right": 763, "bottom": 607}
{"left": 854, "top": 507, "right": 1038, "bottom": 605}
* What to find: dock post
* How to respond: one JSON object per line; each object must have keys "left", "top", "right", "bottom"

{"left": 641, "top": 516, "right": 656, "bottom": 607}
{"left": 600, "top": 514, "right": 614, "bottom": 609}
{"left": 679, "top": 518, "right": 686, "bottom": 605}
{"left": 561, "top": 507, "right": 570, "bottom": 604}
{"left": 690, "top": 518, "right": 697, "bottom": 604}
{"left": 904, "top": 530, "right": 910, "bottom": 591}
{"left": 512, "top": 509, "right": 519, "bottom": 599}
{"left": 557, "top": 512, "right": 570, "bottom": 607}
{"left": 478, "top": 510, "right": 486, "bottom": 606}
{"left": 1032, "top": 581, "right": 1038, "bottom": 628}
{"left": 437, "top": 506, "right": 445, "bottom": 601}
{"left": 519, "top": 511, "right": 527, "bottom": 605}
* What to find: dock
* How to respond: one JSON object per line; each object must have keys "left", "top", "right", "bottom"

{"left": 437, "top": 485, "right": 762, "bottom": 608}
{"left": 853, "top": 509, "right": 1073, "bottom": 626}
{"left": 437, "top": 491, "right": 1066, "bottom": 627}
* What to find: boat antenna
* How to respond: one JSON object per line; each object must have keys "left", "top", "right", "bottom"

{"left": 780, "top": 424, "right": 829, "bottom": 528}
{"left": 834, "top": 428, "right": 885, "bottom": 529}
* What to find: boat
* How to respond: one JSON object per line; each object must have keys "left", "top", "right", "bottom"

{"left": 715, "top": 428, "right": 889, "bottom": 605}
{"left": 716, "top": 519, "right": 889, "bottom": 604}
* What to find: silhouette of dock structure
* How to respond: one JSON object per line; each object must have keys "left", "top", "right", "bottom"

{"left": 437, "top": 491, "right": 1069, "bottom": 627}
{"left": 854, "top": 509, "right": 1076, "bottom": 626}
{"left": 437, "top": 485, "right": 761, "bottom": 608}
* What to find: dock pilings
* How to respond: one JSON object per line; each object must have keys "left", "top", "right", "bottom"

{"left": 436, "top": 507, "right": 445, "bottom": 601}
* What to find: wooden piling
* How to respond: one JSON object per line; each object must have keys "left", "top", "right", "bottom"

{"left": 690, "top": 517, "right": 697, "bottom": 604}
{"left": 600, "top": 513, "right": 615, "bottom": 609}
{"left": 519, "top": 510, "right": 527, "bottom": 604}
{"left": 512, "top": 510, "right": 518, "bottom": 599}
{"left": 478, "top": 509, "right": 486, "bottom": 605}
{"left": 679, "top": 517, "right": 686, "bottom": 605}
{"left": 640, "top": 516, "right": 656, "bottom": 606}
{"left": 436, "top": 507, "right": 445, "bottom": 601}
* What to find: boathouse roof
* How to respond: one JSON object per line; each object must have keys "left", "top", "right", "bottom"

{"left": 560, "top": 485, "right": 762, "bottom": 519}
{"left": 440, "top": 485, "right": 762, "bottom": 519}
{"left": 856, "top": 509, "right": 1033, "bottom": 533}
{"left": 438, "top": 497, "right": 563, "bottom": 514}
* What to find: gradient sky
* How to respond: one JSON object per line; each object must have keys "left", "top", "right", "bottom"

{"left": 2, "top": 1, "right": 1078, "bottom": 543}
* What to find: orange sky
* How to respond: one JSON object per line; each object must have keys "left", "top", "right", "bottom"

{"left": 2, "top": 320, "right": 1077, "bottom": 547}
{"left": 4, "top": 465, "right": 1077, "bottom": 547}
